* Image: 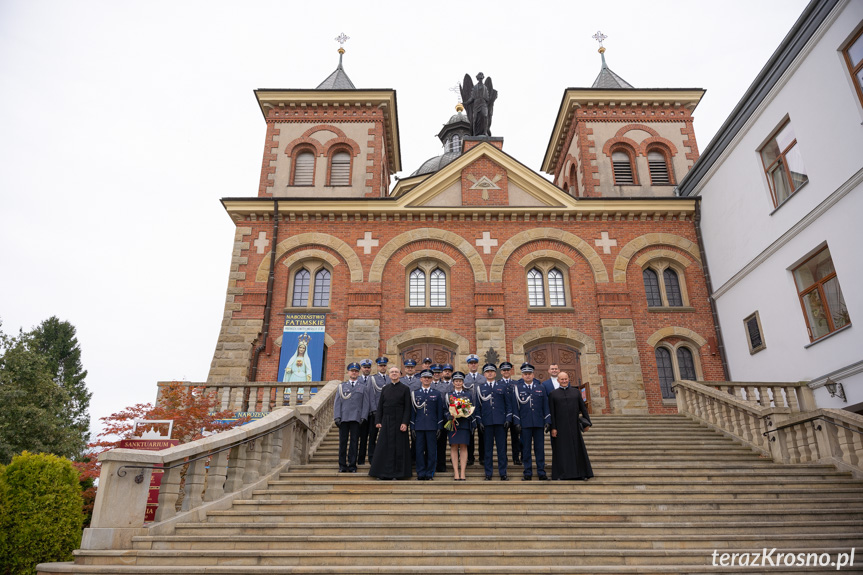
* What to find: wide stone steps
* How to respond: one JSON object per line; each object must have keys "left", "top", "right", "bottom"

{"left": 44, "top": 414, "right": 863, "bottom": 574}
{"left": 133, "top": 532, "right": 863, "bottom": 552}
{"left": 72, "top": 546, "right": 860, "bottom": 568}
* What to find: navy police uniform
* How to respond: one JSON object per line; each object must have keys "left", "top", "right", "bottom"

{"left": 475, "top": 363, "right": 512, "bottom": 480}
{"left": 362, "top": 356, "right": 389, "bottom": 464}
{"left": 498, "top": 362, "right": 523, "bottom": 465}
{"left": 410, "top": 375, "right": 444, "bottom": 480}
{"left": 511, "top": 363, "right": 550, "bottom": 480}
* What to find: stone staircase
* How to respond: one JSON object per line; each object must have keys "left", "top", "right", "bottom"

{"left": 51, "top": 415, "right": 863, "bottom": 573}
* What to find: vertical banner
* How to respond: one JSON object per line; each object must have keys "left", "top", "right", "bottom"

{"left": 278, "top": 313, "right": 326, "bottom": 383}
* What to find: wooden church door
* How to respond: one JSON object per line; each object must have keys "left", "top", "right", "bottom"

{"left": 525, "top": 343, "right": 590, "bottom": 413}
{"left": 400, "top": 343, "right": 455, "bottom": 367}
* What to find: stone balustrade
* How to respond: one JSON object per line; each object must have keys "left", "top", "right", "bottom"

{"left": 83, "top": 380, "right": 339, "bottom": 551}
{"left": 675, "top": 379, "right": 863, "bottom": 479}
{"left": 156, "top": 380, "right": 321, "bottom": 413}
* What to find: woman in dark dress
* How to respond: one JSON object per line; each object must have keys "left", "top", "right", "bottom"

{"left": 369, "top": 366, "right": 412, "bottom": 480}
{"left": 549, "top": 371, "right": 593, "bottom": 480}
{"left": 445, "top": 372, "right": 475, "bottom": 481}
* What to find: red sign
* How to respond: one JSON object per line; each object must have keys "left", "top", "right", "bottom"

{"left": 118, "top": 439, "right": 179, "bottom": 522}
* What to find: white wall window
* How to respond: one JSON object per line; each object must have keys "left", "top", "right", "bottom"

{"left": 792, "top": 247, "right": 851, "bottom": 341}
{"left": 759, "top": 120, "right": 808, "bottom": 207}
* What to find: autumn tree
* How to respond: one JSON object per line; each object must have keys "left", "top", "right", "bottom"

{"left": 77, "top": 382, "right": 246, "bottom": 524}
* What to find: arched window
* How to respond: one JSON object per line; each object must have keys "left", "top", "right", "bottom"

{"left": 647, "top": 149, "right": 672, "bottom": 185}
{"left": 547, "top": 268, "right": 566, "bottom": 307}
{"left": 430, "top": 269, "right": 446, "bottom": 307}
{"left": 292, "top": 269, "right": 310, "bottom": 306}
{"left": 663, "top": 268, "right": 683, "bottom": 307}
{"left": 313, "top": 269, "right": 331, "bottom": 307}
{"left": 642, "top": 260, "right": 690, "bottom": 308}
{"left": 676, "top": 347, "right": 697, "bottom": 381}
{"left": 292, "top": 151, "right": 315, "bottom": 186}
{"left": 406, "top": 260, "right": 450, "bottom": 310}
{"left": 612, "top": 150, "right": 635, "bottom": 185}
{"left": 527, "top": 268, "right": 545, "bottom": 307}
{"left": 655, "top": 347, "right": 675, "bottom": 399}
{"left": 643, "top": 268, "right": 663, "bottom": 307}
{"left": 409, "top": 269, "right": 426, "bottom": 307}
{"left": 329, "top": 151, "right": 351, "bottom": 186}
{"left": 288, "top": 262, "right": 334, "bottom": 309}
{"left": 452, "top": 135, "right": 461, "bottom": 154}
{"left": 569, "top": 164, "right": 579, "bottom": 196}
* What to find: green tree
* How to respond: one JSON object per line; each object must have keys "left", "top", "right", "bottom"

{"left": 0, "top": 321, "right": 87, "bottom": 464}
{"left": 0, "top": 452, "right": 84, "bottom": 574}
{"left": 30, "top": 317, "right": 92, "bottom": 448}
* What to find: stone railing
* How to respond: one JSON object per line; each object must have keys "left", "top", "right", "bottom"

{"left": 83, "top": 379, "right": 339, "bottom": 551}
{"left": 157, "top": 380, "right": 320, "bottom": 413}
{"left": 675, "top": 379, "right": 863, "bottom": 479}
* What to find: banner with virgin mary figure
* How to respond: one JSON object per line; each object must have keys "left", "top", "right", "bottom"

{"left": 277, "top": 313, "right": 326, "bottom": 383}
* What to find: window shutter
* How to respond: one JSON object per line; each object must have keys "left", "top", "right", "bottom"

{"left": 648, "top": 151, "right": 670, "bottom": 185}
{"left": 293, "top": 152, "right": 314, "bottom": 186}
{"left": 612, "top": 151, "right": 634, "bottom": 185}
{"left": 330, "top": 152, "right": 351, "bottom": 186}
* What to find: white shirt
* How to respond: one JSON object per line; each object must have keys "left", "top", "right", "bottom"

{"left": 551, "top": 377, "right": 559, "bottom": 390}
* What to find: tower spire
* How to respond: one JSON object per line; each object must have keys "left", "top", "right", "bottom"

{"left": 590, "top": 31, "right": 633, "bottom": 89}
{"left": 316, "top": 32, "right": 356, "bottom": 90}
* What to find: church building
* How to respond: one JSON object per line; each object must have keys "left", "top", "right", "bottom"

{"left": 207, "top": 41, "right": 726, "bottom": 415}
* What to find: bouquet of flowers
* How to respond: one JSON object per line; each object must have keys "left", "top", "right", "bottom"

{"left": 444, "top": 396, "right": 475, "bottom": 431}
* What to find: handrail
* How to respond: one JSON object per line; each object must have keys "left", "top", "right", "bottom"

{"left": 763, "top": 415, "right": 863, "bottom": 437}
{"left": 116, "top": 415, "right": 314, "bottom": 483}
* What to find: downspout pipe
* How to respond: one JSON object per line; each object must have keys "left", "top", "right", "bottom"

{"left": 249, "top": 199, "right": 279, "bottom": 382}
{"left": 694, "top": 200, "right": 731, "bottom": 381}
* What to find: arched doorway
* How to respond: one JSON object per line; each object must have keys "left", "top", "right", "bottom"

{"left": 401, "top": 343, "right": 455, "bottom": 367}
{"left": 525, "top": 342, "right": 590, "bottom": 413}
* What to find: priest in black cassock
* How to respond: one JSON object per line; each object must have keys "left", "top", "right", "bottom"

{"left": 369, "top": 365, "right": 412, "bottom": 480}
{"left": 549, "top": 371, "right": 593, "bottom": 481}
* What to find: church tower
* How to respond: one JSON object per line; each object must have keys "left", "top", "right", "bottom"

{"left": 254, "top": 39, "right": 401, "bottom": 199}
{"left": 542, "top": 34, "right": 704, "bottom": 198}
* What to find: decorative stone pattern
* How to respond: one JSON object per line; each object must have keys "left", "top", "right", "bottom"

{"left": 475, "top": 319, "right": 507, "bottom": 365}
{"left": 600, "top": 319, "right": 649, "bottom": 414}
{"left": 256, "top": 232, "right": 363, "bottom": 282}
{"left": 398, "top": 249, "right": 457, "bottom": 269}
{"left": 613, "top": 233, "right": 701, "bottom": 282}
{"left": 345, "top": 319, "right": 380, "bottom": 365}
{"left": 385, "top": 327, "right": 470, "bottom": 367}
{"left": 646, "top": 326, "right": 708, "bottom": 349}
{"left": 489, "top": 228, "right": 609, "bottom": 283}
{"left": 280, "top": 249, "right": 341, "bottom": 272}
{"left": 368, "top": 228, "right": 487, "bottom": 282}
{"left": 207, "top": 227, "right": 263, "bottom": 384}
{"left": 517, "top": 249, "right": 576, "bottom": 269}
{"left": 633, "top": 248, "right": 695, "bottom": 270}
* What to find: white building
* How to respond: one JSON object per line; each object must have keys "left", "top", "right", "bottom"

{"left": 677, "top": 0, "right": 863, "bottom": 412}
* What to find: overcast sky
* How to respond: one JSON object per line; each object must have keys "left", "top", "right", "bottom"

{"left": 0, "top": 0, "right": 810, "bottom": 438}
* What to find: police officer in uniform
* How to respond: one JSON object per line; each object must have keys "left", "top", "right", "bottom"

{"left": 356, "top": 358, "right": 375, "bottom": 464}
{"left": 334, "top": 362, "right": 370, "bottom": 472}
{"left": 410, "top": 369, "right": 443, "bottom": 480}
{"left": 511, "top": 362, "right": 550, "bottom": 480}
{"left": 475, "top": 363, "right": 512, "bottom": 480}
{"left": 499, "top": 361, "right": 523, "bottom": 465}
{"left": 432, "top": 364, "right": 453, "bottom": 473}
{"left": 463, "top": 354, "right": 484, "bottom": 466}
{"left": 400, "top": 359, "right": 420, "bottom": 390}
{"left": 361, "top": 356, "right": 389, "bottom": 465}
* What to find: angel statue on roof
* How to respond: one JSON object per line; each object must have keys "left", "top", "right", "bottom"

{"left": 460, "top": 72, "right": 498, "bottom": 137}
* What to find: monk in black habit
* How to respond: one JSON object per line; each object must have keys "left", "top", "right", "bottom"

{"left": 549, "top": 371, "right": 593, "bottom": 480}
{"left": 369, "top": 366, "right": 412, "bottom": 479}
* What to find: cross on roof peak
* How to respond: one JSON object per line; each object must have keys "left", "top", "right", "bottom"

{"left": 335, "top": 32, "right": 350, "bottom": 47}
{"left": 592, "top": 31, "right": 607, "bottom": 47}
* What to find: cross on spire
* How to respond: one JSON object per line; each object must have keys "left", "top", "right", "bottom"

{"left": 592, "top": 31, "right": 607, "bottom": 47}
{"left": 335, "top": 33, "right": 350, "bottom": 50}
{"left": 449, "top": 84, "right": 462, "bottom": 104}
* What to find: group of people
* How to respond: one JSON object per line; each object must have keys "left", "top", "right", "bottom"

{"left": 332, "top": 355, "right": 593, "bottom": 481}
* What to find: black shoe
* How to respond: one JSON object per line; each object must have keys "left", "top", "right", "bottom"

{"left": 485, "top": 475, "right": 492, "bottom": 481}
{"left": 339, "top": 469, "right": 348, "bottom": 473}
{"left": 538, "top": 475, "right": 548, "bottom": 481}
{"left": 348, "top": 469, "right": 357, "bottom": 473}
{"left": 500, "top": 475, "right": 509, "bottom": 481}
{"left": 522, "top": 476, "right": 532, "bottom": 481}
